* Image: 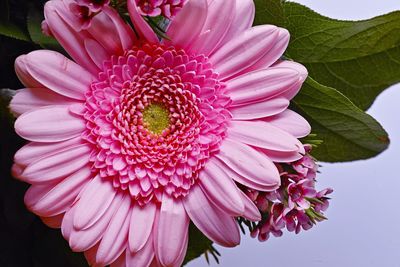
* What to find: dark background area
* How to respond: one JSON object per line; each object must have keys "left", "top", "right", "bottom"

{"left": 0, "top": 0, "right": 88, "bottom": 266}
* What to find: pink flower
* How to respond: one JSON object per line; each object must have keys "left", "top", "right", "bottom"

{"left": 246, "top": 148, "right": 332, "bottom": 241}
{"left": 76, "top": 0, "right": 110, "bottom": 12}
{"left": 287, "top": 179, "right": 317, "bottom": 210}
{"left": 10, "top": 0, "right": 310, "bottom": 266}
{"left": 136, "top": 0, "right": 186, "bottom": 18}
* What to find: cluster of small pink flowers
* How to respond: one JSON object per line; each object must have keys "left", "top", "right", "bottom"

{"left": 136, "top": 0, "right": 186, "bottom": 19}
{"left": 242, "top": 145, "right": 333, "bottom": 242}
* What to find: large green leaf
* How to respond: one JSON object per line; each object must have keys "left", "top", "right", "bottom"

{"left": 255, "top": 1, "right": 400, "bottom": 110}
{"left": 27, "top": 6, "right": 63, "bottom": 50}
{"left": 292, "top": 78, "right": 389, "bottom": 162}
{"left": 254, "top": 0, "right": 285, "bottom": 27}
{"left": 0, "top": 22, "right": 30, "bottom": 41}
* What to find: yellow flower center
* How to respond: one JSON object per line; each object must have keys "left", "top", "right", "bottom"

{"left": 142, "top": 103, "right": 170, "bottom": 134}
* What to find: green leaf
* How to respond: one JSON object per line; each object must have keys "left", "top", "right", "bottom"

{"left": 183, "top": 223, "right": 214, "bottom": 266}
{"left": 255, "top": 1, "right": 400, "bottom": 110}
{"left": 292, "top": 77, "right": 389, "bottom": 162}
{"left": 27, "top": 6, "right": 62, "bottom": 50}
{"left": 254, "top": 0, "right": 285, "bottom": 27}
{"left": 0, "top": 22, "right": 30, "bottom": 41}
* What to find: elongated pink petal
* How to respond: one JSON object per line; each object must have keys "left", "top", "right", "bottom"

{"left": 20, "top": 144, "right": 91, "bottom": 184}
{"left": 14, "top": 136, "right": 83, "bottom": 166}
{"left": 215, "top": 0, "right": 255, "bottom": 50}
{"left": 91, "top": 6, "right": 136, "bottom": 53}
{"left": 127, "top": 0, "right": 159, "bottom": 43}
{"left": 270, "top": 61, "right": 308, "bottom": 100}
{"left": 228, "top": 120, "right": 301, "bottom": 152}
{"left": 23, "top": 50, "right": 94, "bottom": 100}
{"left": 10, "top": 88, "right": 77, "bottom": 116}
{"left": 188, "top": 0, "right": 235, "bottom": 55}
{"left": 230, "top": 97, "right": 289, "bottom": 120}
{"left": 155, "top": 195, "right": 189, "bottom": 267}
{"left": 227, "top": 67, "right": 299, "bottom": 106}
{"left": 129, "top": 202, "right": 157, "bottom": 252}
{"left": 41, "top": 214, "right": 64, "bottom": 229}
{"left": 239, "top": 191, "right": 261, "bottom": 222}
{"left": 96, "top": 195, "right": 131, "bottom": 265}
{"left": 210, "top": 25, "right": 278, "bottom": 80}
{"left": 263, "top": 109, "right": 311, "bottom": 138}
{"left": 165, "top": 0, "right": 208, "bottom": 49}
{"left": 259, "top": 148, "right": 304, "bottom": 163}
{"left": 216, "top": 138, "right": 280, "bottom": 189}
{"left": 84, "top": 39, "right": 109, "bottom": 69}
{"left": 25, "top": 166, "right": 92, "bottom": 217}
{"left": 172, "top": 228, "right": 189, "bottom": 267}
{"left": 73, "top": 176, "right": 117, "bottom": 230}
{"left": 44, "top": 1, "right": 99, "bottom": 74}
{"left": 126, "top": 234, "right": 155, "bottom": 267}
{"left": 61, "top": 204, "right": 78, "bottom": 241}
{"left": 15, "top": 55, "right": 45, "bottom": 88}
{"left": 245, "top": 28, "right": 290, "bottom": 72}
{"left": 199, "top": 158, "right": 244, "bottom": 216}
{"left": 69, "top": 193, "right": 125, "bottom": 252}
{"left": 183, "top": 185, "right": 240, "bottom": 247}
{"left": 15, "top": 105, "right": 85, "bottom": 142}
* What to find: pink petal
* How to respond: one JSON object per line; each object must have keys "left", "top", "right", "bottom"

{"left": 10, "top": 88, "right": 77, "bottom": 116}
{"left": 15, "top": 105, "right": 86, "bottom": 142}
{"left": 226, "top": 67, "right": 300, "bottom": 106}
{"left": 239, "top": 191, "right": 261, "bottom": 222}
{"left": 263, "top": 109, "right": 311, "bottom": 138}
{"left": 15, "top": 55, "right": 45, "bottom": 88}
{"left": 270, "top": 61, "right": 308, "bottom": 100}
{"left": 183, "top": 185, "right": 240, "bottom": 247}
{"left": 244, "top": 28, "right": 290, "bottom": 72}
{"left": 126, "top": 234, "right": 155, "bottom": 267}
{"left": 215, "top": 0, "right": 255, "bottom": 50}
{"left": 61, "top": 204, "right": 78, "bottom": 241}
{"left": 127, "top": 0, "right": 159, "bottom": 43}
{"left": 129, "top": 202, "right": 157, "bottom": 252}
{"left": 199, "top": 157, "right": 244, "bottom": 216}
{"left": 229, "top": 97, "right": 289, "bottom": 120}
{"left": 213, "top": 157, "right": 278, "bottom": 192}
{"left": 69, "top": 193, "right": 125, "bottom": 252}
{"left": 84, "top": 39, "right": 110, "bottom": 69}
{"left": 25, "top": 166, "right": 92, "bottom": 217}
{"left": 155, "top": 195, "right": 189, "bottom": 267}
{"left": 96, "top": 195, "right": 131, "bottom": 266}
{"left": 93, "top": 6, "right": 136, "bottom": 53}
{"left": 24, "top": 50, "right": 94, "bottom": 100}
{"left": 228, "top": 120, "right": 301, "bottom": 152}
{"left": 188, "top": 0, "right": 235, "bottom": 55}
{"left": 165, "top": 0, "right": 208, "bottom": 50}
{"left": 14, "top": 136, "right": 83, "bottom": 166}
{"left": 41, "top": 214, "right": 64, "bottom": 229}
{"left": 73, "top": 176, "right": 117, "bottom": 230}
{"left": 20, "top": 144, "right": 91, "bottom": 184}
{"left": 216, "top": 138, "right": 280, "bottom": 189}
{"left": 111, "top": 252, "right": 127, "bottom": 267}
{"left": 44, "top": 1, "right": 99, "bottom": 74}
{"left": 210, "top": 25, "right": 278, "bottom": 80}
{"left": 258, "top": 148, "right": 304, "bottom": 163}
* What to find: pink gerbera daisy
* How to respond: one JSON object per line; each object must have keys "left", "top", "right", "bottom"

{"left": 10, "top": 0, "right": 311, "bottom": 266}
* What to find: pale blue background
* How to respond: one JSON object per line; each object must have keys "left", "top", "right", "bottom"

{"left": 188, "top": 1, "right": 400, "bottom": 266}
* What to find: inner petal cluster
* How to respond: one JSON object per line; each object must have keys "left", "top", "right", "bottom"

{"left": 82, "top": 44, "right": 232, "bottom": 205}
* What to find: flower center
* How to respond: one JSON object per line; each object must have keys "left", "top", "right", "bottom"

{"left": 82, "top": 43, "right": 232, "bottom": 205}
{"left": 142, "top": 103, "right": 170, "bottom": 135}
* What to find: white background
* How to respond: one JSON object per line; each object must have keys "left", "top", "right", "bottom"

{"left": 188, "top": 1, "right": 400, "bottom": 266}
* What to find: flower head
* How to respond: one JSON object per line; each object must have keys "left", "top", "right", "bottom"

{"left": 11, "top": 0, "right": 311, "bottom": 266}
{"left": 245, "top": 148, "right": 333, "bottom": 241}
{"left": 136, "top": 0, "right": 186, "bottom": 18}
